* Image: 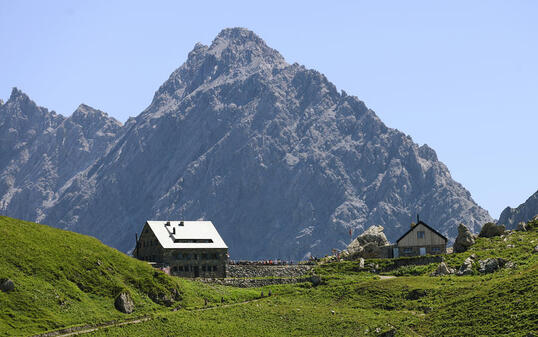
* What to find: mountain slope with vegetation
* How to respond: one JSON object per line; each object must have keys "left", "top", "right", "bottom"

{"left": 87, "top": 219, "right": 537, "bottom": 337}
{"left": 0, "top": 216, "right": 258, "bottom": 337}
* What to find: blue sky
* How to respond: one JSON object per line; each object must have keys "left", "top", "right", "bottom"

{"left": 1, "top": 1, "right": 537, "bottom": 219}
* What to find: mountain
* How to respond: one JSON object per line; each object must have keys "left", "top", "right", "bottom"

{"left": 498, "top": 190, "right": 538, "bottom": 229}
{"left": 0, "top": 89, "right": 122, "bottom": 222}
{"left": 1, "top": 28, "right": 492, "bottom": 259}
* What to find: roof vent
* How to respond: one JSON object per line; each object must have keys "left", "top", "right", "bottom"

{"left": 165, "top": 221, "right": 171, "bottom": 226}
{"left": 179, "top": 221, "right": 184, "bottom": 226}
{"left": 172, "top": 227, "right": 176, "bottom": 235}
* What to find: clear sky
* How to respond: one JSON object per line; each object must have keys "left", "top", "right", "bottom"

{"left": 1, "top": 1, "right": 537, "bottom": 219}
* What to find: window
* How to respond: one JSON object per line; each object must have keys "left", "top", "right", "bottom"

{"left": 403, "top": 247, "right": 413, "bottom": 253}
{"left": 202, "top": 265, "right": 206, "bottom": 272}
{"left": 201, "top": 253, "right": 208, "bottom": 260}
{"left": 213, "top": 266, "right": 218, "bottom": 272}
{"left": 417, "top": 231, "right": 425, "bottom": 239}
{"left": 432, "top": 247, "right": 441, "bottom": 253}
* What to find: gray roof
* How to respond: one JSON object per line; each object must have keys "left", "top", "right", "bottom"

{"left": 146, "top": 220, "right": 228, "bottom": 249}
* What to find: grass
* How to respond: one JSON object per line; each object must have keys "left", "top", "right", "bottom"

{"left": 0, "top": 216, "right": 259, "bottom": 336}
{"left": 1, "top": 215, "right": 537, "bottom": 336}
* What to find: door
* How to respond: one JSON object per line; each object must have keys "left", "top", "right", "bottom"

{"left": 393, "top": 247, "right": 399, "bottom": 258}
{"left": 419, "top": 247, "right": 426, "bottom": 256}
{"left": 194, "top": 266, "right": 200, "bottom": 277}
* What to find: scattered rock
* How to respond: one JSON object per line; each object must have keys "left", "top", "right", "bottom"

{"left": 479, "top": 222, "right": 505, "bottom": 238}
{"left": 355, "top": 225, "right": 390, "bottom": 246}
{"left": 516, "top": 222, "right": 528, "bottom": 231}
{"left": 453, "top": 223, "right": 475, "bottom": 253}
{"left": 0, "top": 278, "right": 14, "bottom": 292}
{"left": 330, "top": 310, "right": 335, "bottom": 315}
{"left": 456, "top": 257, "right": 474, "bottom": 276}
{"left": 346, "top": 225, "right": 389, "bottom": 259}
{"left": 534, "top": 245, "right": 538, "bottom": 253}
{"left": 505, "top": 261, "right": 516, "bottom": 269}
{"left": 431, "top": 262, "right": 455, "bottom": 276}
{"left": 359, "top": 257, "right": 365, "bottom": 269}
{"left": 478, "top": 258, "right": 507, "bottom": 274}
{"left": 114, "top": 292, "right": 134, "bottom": 313}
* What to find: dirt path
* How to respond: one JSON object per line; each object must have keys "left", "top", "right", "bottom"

{"left": 29, "top": 297, "right": 266, "bottom": 337}
{"left": 378, "top": 275, "right": 396, "bottom": 280}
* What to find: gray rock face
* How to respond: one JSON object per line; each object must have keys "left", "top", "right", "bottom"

{"left": 114, "top": 292, "right": 134, "bottom": 313}
{"left": 498, "top": 190, "right": 538, "bottom": 230}
{"left": 479, "top": 222, "right": 505, "bottom": 238}
{"left": 0, "top": 90, "right": 122, "bottom": 223}
{"left": 1, "top": 28, "right": 492, "bottom": 260}
{"left": 453, "top": 223, "right": 475, "bottom": 253}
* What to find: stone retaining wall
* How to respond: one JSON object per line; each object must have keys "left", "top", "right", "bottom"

{"left": 226, "top": 264, "right": 313, "bottom": 278}
{"left": 381, "top": 255, "right": 443, "bottom": 271}
{"left": 199, "top": 276, "right": 313, "bottom": 288}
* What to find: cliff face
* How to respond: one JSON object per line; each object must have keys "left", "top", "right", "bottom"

{"left": 1, "top": 28, "right": 492, "bottom": 259}
{"left": 0, "top": 89, "right": 122, "bottom": 222}
{"left": 498, "top": 190, "right": 538, "bottom": 229}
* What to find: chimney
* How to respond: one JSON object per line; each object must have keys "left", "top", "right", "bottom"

{"left": 165, "top": 221, "right": 171, "bottom": 226}
{"left": 172, "top": 227, "right": 176, "bottom": 235}
{"left": 179, "top": 221, "right": 184, "bottom": 226}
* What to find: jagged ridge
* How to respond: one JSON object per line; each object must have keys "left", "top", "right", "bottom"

{"left": 1, "top": 28, "right": 492, "bottom": 259}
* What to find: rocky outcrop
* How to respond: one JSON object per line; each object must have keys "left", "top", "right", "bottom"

{"left": 479, "top": 222, "right": 506, "bottom": 238}
{"left": 478, "top": 258, "right": 507, "bottom": 274}
{"left": 114, "top": 292, "right": 134, "bottom": 313}
{"left": 453, "top": 224, "right": 475, "bottom": 253}
{"left": 431, "top": 262, "right": 455, "bottom": 276}
{"left": 345, "top": 225, "right": 390, "bottom": 259}
{"left": 498, "top": 190, "right": 538, "bottom": 229}
{"left": 456, "top": 256, "right": 475, "bottom": 276}
{"left": 1, "top": 28, "right": 492, "bottom": 260}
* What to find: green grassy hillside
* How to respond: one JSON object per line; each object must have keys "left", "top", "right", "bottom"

{"left": 88, "top": 219, "right": 538, "bottom": 337}
{"left": 1, "top": 216, "right": 537, "bottom": 336}
{"left": 0, "top": 216, "right": 258, "bottom": 337}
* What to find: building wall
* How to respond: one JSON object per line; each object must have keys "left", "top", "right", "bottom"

{"left": 164, "top": 248, "right": 228, "bottom": 278}
{"left": 397, "top": 223, "right": 446, "bottom": 247}
{"left": 134, "top": 223, "right": 228, "bottom": 278}
{"left": 396, "top": 244, "right": 446, "bottom": 257}
{"left": 395, "top": 223, "right": 447, "bottom": 257}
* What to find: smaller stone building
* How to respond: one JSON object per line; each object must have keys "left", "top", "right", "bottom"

{"left": 393, "top": 220, "right": 447, "bottom": 257}
{"left": 133, "top": 220, "right": 228, "bottom": 278}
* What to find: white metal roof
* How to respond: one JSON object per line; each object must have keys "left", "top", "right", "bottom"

{"left": 146, "top": 220, "right": 228, "bottom": 249}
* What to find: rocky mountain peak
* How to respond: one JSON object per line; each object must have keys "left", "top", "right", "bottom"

{"left": 71, "top": 104, "right": 122, "bottom": 127}
{"left": 1, "top": 29, "right": 493, "bottom": 260}
{"left": 9, "top": 87, "right": 28, "bottom": 101}
{"left": 208, "top": 27, "right": 285, "bottom": 68}
{"left": 498, "top": 190, "right": 538, "bottom": 229}
{"left": 151, "top": 28, "right": 286, "bottom": 109}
